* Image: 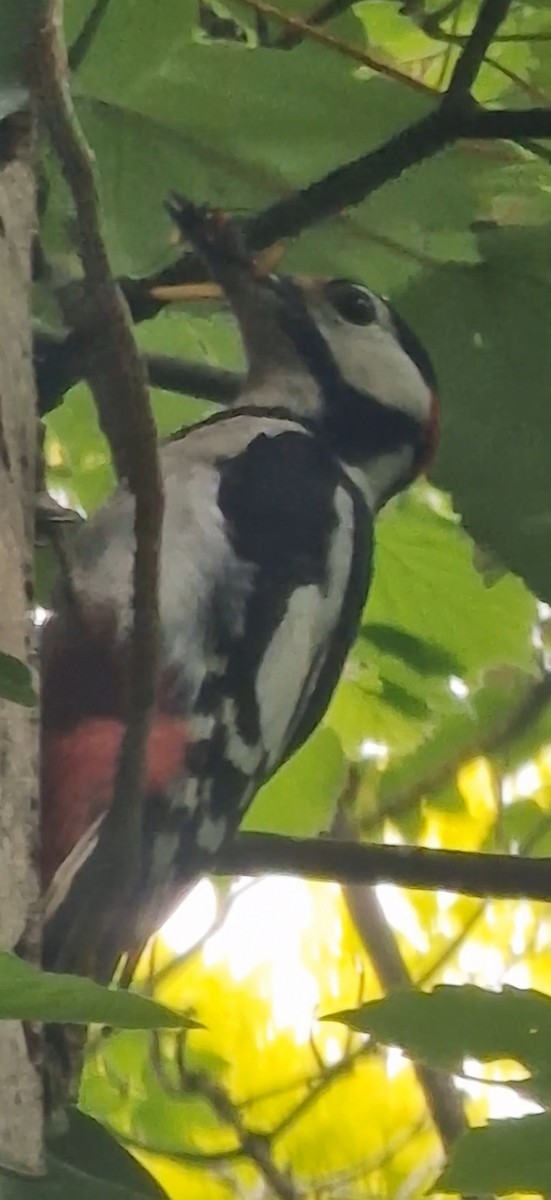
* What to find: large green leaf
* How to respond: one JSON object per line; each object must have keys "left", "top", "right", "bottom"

{"left": 0, "top": 1152, "right": 165, "bottom": 1200}
{"left": 0, "top": 954, "right": 192, "bottom": 1028}
{"left": 244, "top": 727, "right": 345, "bottom": 836}
{"left": 439, "top": 1114, "right": 551, "bottom": 1196}
{"left": 327, "top": 495, "right": 536, "bottom": 758}
{"left": 325, "top": 984, "right": 551, "bottom": 1102}
{"left": 51, "top": 0, "right": 436, "bottom": 289}
{"left": 371, "top": 495, "right": 536, "bottom": 679}
{"left": 49, "top": 1110, "right": 167, "bottom": 1199}
{"left": 400, "top": 249, "right": 551, "bottom": 602}
{"left": 376, "top": 667, "right": 544, "bottom": 825}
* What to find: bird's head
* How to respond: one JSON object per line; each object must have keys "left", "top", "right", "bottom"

{"left": 238, "top": 273, "right": 440, "bottom": 511}
{"left": 163, "top": 196, "right": 439, "bottom": 512}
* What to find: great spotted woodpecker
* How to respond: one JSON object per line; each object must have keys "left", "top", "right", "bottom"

{"left": 41, "top": 198, "right": 439, "bottom": 974}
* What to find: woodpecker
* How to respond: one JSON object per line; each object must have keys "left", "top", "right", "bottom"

{"left": 41, "top": 198, "right": 439, "bottom": 975}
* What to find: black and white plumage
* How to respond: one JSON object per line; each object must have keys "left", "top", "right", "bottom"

{"left": 41, "top": 200, "right": 439, "bottom": 971}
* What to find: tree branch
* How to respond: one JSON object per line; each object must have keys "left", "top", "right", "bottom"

{"left": 33, "top": 0, "right": 551, "bottom": 429}
{"left": 150, "top": 1029, "right": 302, "bottom": 1200}
{"left": 332, "top": 803, "right": 471, "bottom": 1155}
{"left": 115, "top": 102, "right": 551, "bottom": 337}
{"left": 246, "top": 109, "right": 449, "bottom": 247}
{"left": 457, "top": 107, "right": 551, "bottom": 138}
{"left": 267, "top": 1044, "right": 375, "bottom": 1142}
{"left": 34, "top": 328, "right": 241, "bottom": 414}
{"left": 444, "top": 0, "right": 513, "bottom": 103}
{"left": 67, "top": 0, "right": 112, "bottom": 73}
{"left": 30, "top": 1, "right": 163, "bottom": 978}
{"left": 343, "top": 873, "right": 468, "bottom": 1150}
{"left": 214, "top": 832, "right": 551, "bottom": 901}
{"left": 272, "top": 0, "right": 355, "bottom": 49}
{"left": 184, "top": 1069, "right": 301, "bottom": 1200}
{"left": 232, "top": 0, "right": 432, "bottom": 92}
{"left": 36, "top": 94, "right": 551, "bottom": 411}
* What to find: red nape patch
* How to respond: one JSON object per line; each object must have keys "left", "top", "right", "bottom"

{"left": 41, "top": 716, "right": 189, "bottom": 887}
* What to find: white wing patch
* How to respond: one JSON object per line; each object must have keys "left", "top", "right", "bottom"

{"left": 255, "top": 582, "right": 325, "bottom": 765}
{"left": 255, "top": 483, "right": 356, "bottom": 765}
{"left": 195, "top": 815, "right": 229, "bottom": 852}
{"left": 220, "top": 697, "right": 264, "bottom": 774}
{"left": 44, "top": 814, "right": 103, "bottom": 924}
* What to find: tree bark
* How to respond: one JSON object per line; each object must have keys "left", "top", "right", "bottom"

{"left": 0, "top": 116, "right": 43, "bottom": 1175}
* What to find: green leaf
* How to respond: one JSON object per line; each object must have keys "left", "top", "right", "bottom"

{"left": 325, "top": 984, "right": 551, "bottom": 1102}
{"left": 501, "top": 798, "right": 544, "bottom": 847}
{"left": 371, "top": 495, "right": 536, "bottom": 679}
{"left": 375, "top": 679, "right": 429, "bottom": 721}
{"left": 329, "top": 497, "right": 536, "bottom": 760}
{"left": 0, "top": 954, "right": 193, "bottom": 1029}
{"left": 377, "top": 668, "right": 534, "bottom": 818}
{"left": 400, "top": 254, "right": 551, "bottom": 603}
{"left": 359, "top": 623, "right": 463, "bottom": 678}
{"left": 0, "top": 652, "right": 36, "bottom": 707}
{"left": 244, "top": 727, "right": 345, "bottom": 836}
{"left": 439, "top": 1114, "right": 551, "bottom": 1195}
{"left": 131, "top": 1092, "right": 225, "bottom": 1155}
{"left": 43, "top": 0, "right": 437, "bottom": 291}
{"left": 0, "top": 1151, "right": 166, "bottom": 1199}
{"left": 49, "top": 1110, "right": 167, "bottom": 1199}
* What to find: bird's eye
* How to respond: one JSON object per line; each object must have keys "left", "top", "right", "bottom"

{"left": 325, "top": 281, "right": 377, "bottom": 326}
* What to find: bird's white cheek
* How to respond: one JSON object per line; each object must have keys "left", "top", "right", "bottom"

{"left": 321, "top": 318, "right": 431, "bottom": 424}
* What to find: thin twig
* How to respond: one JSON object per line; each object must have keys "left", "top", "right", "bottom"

{"left": 232, "top": 0, "right": 434, "bottom": 93}
{"left": 268, "top": 1045, "right": 376, "bottom": 1141}
{"left": 484, "top": 56, "right": 551, "bottom": 105}
{"left": 349, "top": 888, "right": 468, "bottom": 1146}
{"left": 151, "top": 880, "right": 260, "bottom": 989}
{"left": 444, "top": 0, "right": 512, "bottom": 102}
{"left": 133, "top": 103, "right": 551, "bottom": 311}
{"left": 30, "top": 0, "right": 163, "bottom": 975}
{"left": 333, "top": 805, "right": 468, "bottom": 1154}
{"left": 67, "top": 0, "right": 112, "bottom": 72}
{"left": 273, "top": 0, "right": 355, "bottom": 49}
{"left": 247, "top": 108, "right": 451, "bottom": 248}
{"left": 435, "top": 0, "right": 462, "bottom": 92}
{"left": 34, "top": 328, "right": 241, "bottom": 414}
{"left": 215, "top": 832, "right": 551, "bottom": 900}
{"left": 373, "top": 672, "right": 551, "bottom": 832}
{"left": 185, "top": 1070, "right": 302, "bottom": 1200}
{"left": 300, "top": 1118, "right": 431, "bottom": 1194}
{"left": 410, "top": 12, "right": 551, "bottom": 48}
{"left": 104, "top": 1126, "right": 243, "bottom": 1166}
{"left": 417, "top": 903, "right": 485, "bottom": 985}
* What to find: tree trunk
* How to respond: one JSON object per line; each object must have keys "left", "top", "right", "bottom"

{"left": 0, "top": 115, "right": 43, "bottom": 1175}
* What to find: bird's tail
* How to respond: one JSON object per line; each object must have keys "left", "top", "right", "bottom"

{"left": 41, "top": 714, "right": 190, "bottom": 970}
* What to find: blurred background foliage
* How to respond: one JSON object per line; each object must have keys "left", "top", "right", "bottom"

{"left": 26, "top": 0, "right": 551, "bottom": 1194}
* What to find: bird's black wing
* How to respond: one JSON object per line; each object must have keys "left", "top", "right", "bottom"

{"left": 166, "top": 425, "right": 373, "bottom": 867}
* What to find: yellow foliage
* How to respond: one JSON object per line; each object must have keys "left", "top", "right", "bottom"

{"left": 457, "top": 757, "right": 498, "bottom": 822}
{"left": 80, "top": 861, "right": 551, "bottom": 1200}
